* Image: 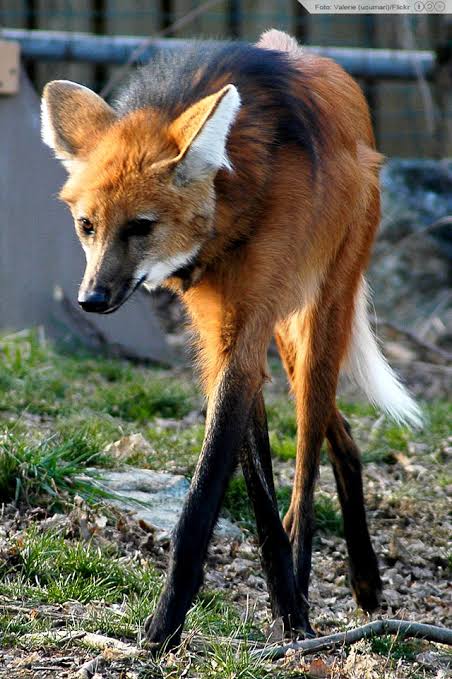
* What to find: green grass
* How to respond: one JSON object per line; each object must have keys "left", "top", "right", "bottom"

{"left": 0, "top": 329, "right": 202, "bottom": 506}
{"left": 196, "top": 639, "right": 275, "bottom": 679}
{"left": 0, "top": 527, "right": 267, "bottom": 675}
{"left": 224, "top": 475, "right": 343, "bottom": 537}
{"left": 0, "top": 329, "right": 195, "bottom": 420}
{"left": 145, "top": 424, "right": 206, "bottom": 472}
{"left": 0, "top": 330, "right": 450, "bottom": 676}
{"left": 1, "top": 527, "right": 161, "bottom": 605}
{"left": 370, "top": 635, "right": 424, "bottom": 662}
{"left": 0, "top": 428, "right": 113, "bottom": 507}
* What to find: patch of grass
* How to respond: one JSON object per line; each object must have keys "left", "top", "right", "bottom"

{"left": 1, "top": 527, "right": 161, "bottom": 606}
{"left": 54, "top": 415, "right": 126, "bottom": 456}
{"left": 269, "top": 432, "right": 296, "bottom": 461}
{"left": 197, "top": 640, "right": 274, "bottom": 679}
{"left": 0, "top": 429, "right": 112, "bottom": 507}
{"left": 362, "top": 422, "right": 411, "bottom": 463}
{"left": 421, "top": 401, "right": 452, "bottom": 447}
{"left": 371, "top": 635, "right": 423, "bottom": 661}
{"left": 188, "top": 590, "right": 260, "bottom": 640}
{"left": 267, "top": 400, "right": 297, "bottom": 438}
{"left": 224, "top": 476, "right": 343, "bottom": 537}
{"left": 0, "top": 613, "right": 53, "bottom": 647}
{"left": 314, "top": 493, "right": 344, "bottom": 536}
{"left": 223, "top": 476, "right": 255, "bottom": 529}
{"left": 276, "top": 486, "right": 343, "bottom": 537}
{"left": 0, "top": 529, "right": 269, "bottom": 670}
{"left": 145, "top": 424, "right": 205, "bottom": 472}
{"left": 0, "top": 330, "right": 196, "bottom": 422}
{"left": 92, "top": 379, "right": 193, "bottom": 423}
{"left": 337, "top": 400, "right": 376, "bottom": 419}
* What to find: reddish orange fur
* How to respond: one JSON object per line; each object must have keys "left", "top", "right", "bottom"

{"left": 57, "top": 39, "right": 383, "bottom": 400}
{"left": 42, "top": 31, "right": 390, "bottom": 639}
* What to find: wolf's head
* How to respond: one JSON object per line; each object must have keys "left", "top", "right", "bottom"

{"left": 41, "top": 80, "right": 240, "bottom": 313}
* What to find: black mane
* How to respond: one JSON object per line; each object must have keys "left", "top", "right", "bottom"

{"left": 113, "top": 41, "right": 322, "bottom": 165}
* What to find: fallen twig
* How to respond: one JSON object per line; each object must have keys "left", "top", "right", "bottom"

{"left": 251, "top": 619, "right": 452, "bottom": 661}
{"left": 21, "top": 630, "right": 142, "bottom": 658}
{"left": 76, "top": 654, "right": 104, "bottom": 678}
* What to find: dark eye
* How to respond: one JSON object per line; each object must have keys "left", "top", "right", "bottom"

{"left": 124, "top": 218, "right": 156, "bottom": 238}
{"left": 78, "top": 217, "right": 95, "bottom": 236}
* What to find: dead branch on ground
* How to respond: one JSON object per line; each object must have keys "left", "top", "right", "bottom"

{"left": 251, "top": 619, "right": 452, "bottom": 661}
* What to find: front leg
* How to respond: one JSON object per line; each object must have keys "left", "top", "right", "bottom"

{"left": 144, "top": 365, "right": 261, "bottom": 651}
{"left": 240, "top": 394, "right": 313, "bottom": 638}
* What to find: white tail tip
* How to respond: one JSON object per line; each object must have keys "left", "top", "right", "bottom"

{"left": 344, "top": 278, "right": 423, "bottom": 430}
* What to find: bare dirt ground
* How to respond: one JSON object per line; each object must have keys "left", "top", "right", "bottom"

{"left": 0, "top": 324, "right": 450, "bottom": 678}
{"left": 1, "top": 420, "right": 450, "bottom": 678}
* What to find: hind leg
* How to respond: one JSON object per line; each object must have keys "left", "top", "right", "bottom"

{"left": 276, "top": 305, "right": 344, "bottom": 602}
{"left": 326, "top": 410, "right": 382, "bottom": 611}
{"left": 274, "top": 326, "right": 298, "bottom": 537}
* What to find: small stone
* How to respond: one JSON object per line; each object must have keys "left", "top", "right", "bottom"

{"left": 103, "top": 433, "right": 155, "bottom": 461}
{"left": 247, "top": 574, "right": 266, "bottom": 589}
{"left": 229, "top": 558, "right": 254, "bottom": 576}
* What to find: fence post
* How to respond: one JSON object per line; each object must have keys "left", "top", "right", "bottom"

{"left": 433, "top": 17, "right": 452, "bottom": 159}
{"left": 293, "top": 0, "right": 309, "bottom": 43}
{"left": 228, "top": 0, "right": 241, "bottom": 39}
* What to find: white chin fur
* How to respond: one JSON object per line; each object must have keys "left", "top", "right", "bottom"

{"left": 139, "top": 246, "right": 200, "bottom": 291}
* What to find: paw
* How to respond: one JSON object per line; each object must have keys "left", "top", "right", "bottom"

{"left": 351, "top": 570, "right": 383, "bottom": 612}
{"left": 143, "top": 615, "right": 181, "bottom": 655}
{"left": 282, "top": 610, "right": 316, "bottom": 640}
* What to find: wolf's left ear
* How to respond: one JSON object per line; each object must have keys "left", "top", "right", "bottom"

{"left": 169, "top": 84, "right": 241, "bottom": 183}
{"left": 41, "top": 80, "right": 117, "bottom": 169}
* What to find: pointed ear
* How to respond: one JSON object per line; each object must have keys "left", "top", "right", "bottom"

{"left": 41, "top": 80, "right": 117, "bottom": 168}
{"left": 169, "top": 84, "right": 241, "bottom": 183}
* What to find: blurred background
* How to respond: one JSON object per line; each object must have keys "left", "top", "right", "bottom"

{"left": 1, "top": 2, "right": 451, "bottom": 157}
{"left": 0, "top": 0, "right": 452, "bottom": 157}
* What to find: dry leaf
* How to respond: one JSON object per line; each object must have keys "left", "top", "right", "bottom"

{"left": 306, "top": 658, "right": 331, "bottom": 678}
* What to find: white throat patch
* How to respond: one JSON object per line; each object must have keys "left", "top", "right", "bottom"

{"left": 139, "top": 245, "right": 201, "bottom": 291}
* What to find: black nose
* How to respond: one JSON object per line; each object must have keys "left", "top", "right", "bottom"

{"left": 78, "top": 288, "right": 110, "bottom": 313}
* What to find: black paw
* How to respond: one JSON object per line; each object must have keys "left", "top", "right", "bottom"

{"left": 283, "top": 611, "right": 316, "bottom": 640}
{"left": 351, "top": 569, "right": 383, "bottom": 612}
{"left": 143, "top": 615, "right": 181, "bottom": 655}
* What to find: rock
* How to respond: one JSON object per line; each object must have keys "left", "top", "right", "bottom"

{"left": 103, "top": 433, "right": 155, "bottom": 462}
{"left": 224, "top": 558, "right": 255, "bottom": 577}
{"left": 94, "top": 467, "right": 242, "bottom": 540}
{"left": 246, "top": 574, "right": 266, "bottom": 589}
{"left": 416, "top": 650, "right": 452, "bottom": 671}
{"left": 383, "top": 588, "right": 402, "bottom": 608}
{"left": 384, "top": 341, "right": 417, "bottom": 363}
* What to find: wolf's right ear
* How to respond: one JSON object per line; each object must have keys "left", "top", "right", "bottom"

{"left": 168, "top": 84, "right": 241, "bottom": 184}
{"left": 41, "top": 80, "right": 116, "bottom": 169}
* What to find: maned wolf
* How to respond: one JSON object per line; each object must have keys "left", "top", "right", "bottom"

{"left": 41, "top": 30, "right": 421, "bottom": 650}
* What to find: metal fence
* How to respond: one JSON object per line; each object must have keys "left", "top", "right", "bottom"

{"left": 0, "top": 1, "right": 450, "bottom": 158}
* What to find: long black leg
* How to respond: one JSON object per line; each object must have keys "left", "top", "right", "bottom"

{"left": 239, "top": 394, "right": 313, "bottom": 637}
{"left": 326, "top": 411, "right": 382, "bottom": 611}
{"left": 144, "top": 367, "right": 258, "bottom": 650}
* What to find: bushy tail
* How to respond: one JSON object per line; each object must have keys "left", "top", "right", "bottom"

{"left": 344, "top": 278, "right": 423, "bottom": 429}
